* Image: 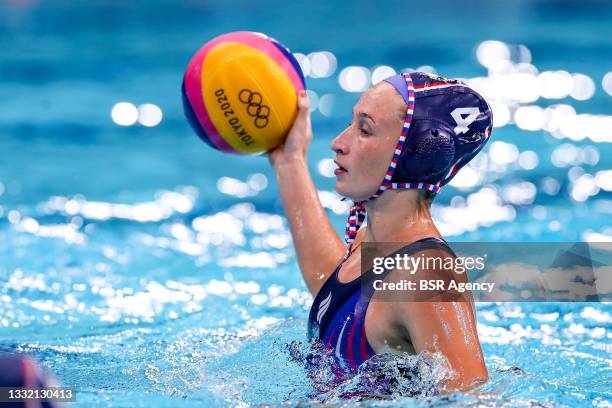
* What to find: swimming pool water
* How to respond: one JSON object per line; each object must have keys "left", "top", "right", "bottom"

{"left": 0, "top": 0, "right": 610, "bottom": 406}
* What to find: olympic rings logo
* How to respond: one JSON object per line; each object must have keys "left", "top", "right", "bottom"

{"left": 238, "top": 89, "right": 270, "bottom": 128}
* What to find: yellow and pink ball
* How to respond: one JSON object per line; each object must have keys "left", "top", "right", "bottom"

{"left": 182, "top": 31, "right": 305, "bottom": 155}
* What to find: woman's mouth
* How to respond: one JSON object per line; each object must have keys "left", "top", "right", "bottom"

{"left": 334, "top": 161, "right": 347, "bottom": 176}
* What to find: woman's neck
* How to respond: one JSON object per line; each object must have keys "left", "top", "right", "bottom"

{"left": 363, "top": 190, "right": 440, "bottom": 243}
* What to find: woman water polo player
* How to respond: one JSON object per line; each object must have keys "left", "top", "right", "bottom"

{"left": 269, "top": 71, "right": 493, "bottom": 393}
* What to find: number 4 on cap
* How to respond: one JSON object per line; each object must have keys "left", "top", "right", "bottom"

{"left": 451, "top": 107, "right": 480, "bottom": 134}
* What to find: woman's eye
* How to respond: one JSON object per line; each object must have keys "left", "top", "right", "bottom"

{"left": 347, "top": 120, "right": 370, "bottom": 135}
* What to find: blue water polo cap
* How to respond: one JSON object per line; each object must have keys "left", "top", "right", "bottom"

{"left": 382, "top": 72, "right": 492, "bottom": 189}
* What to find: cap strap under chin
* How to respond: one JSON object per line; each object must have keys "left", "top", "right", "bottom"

{"left": 343, "top": 73, "right": 415, "bottom": 248}
{"left": 344, "top": 200, "right": 366, "bottom": 250}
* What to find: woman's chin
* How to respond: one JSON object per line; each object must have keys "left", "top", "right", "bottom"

{"left": 335, "top": 180, "right": 350, "bottom": 198}
{"left": 335, "top": 182, "right": 371, "bottom": 202}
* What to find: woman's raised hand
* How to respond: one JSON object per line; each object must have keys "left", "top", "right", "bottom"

{"left": 268, "top": 91, "right": 312, "bottom": 167}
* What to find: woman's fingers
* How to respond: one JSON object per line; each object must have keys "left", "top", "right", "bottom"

{"left": 298, "top": 90, "right": 310, "bottom": 111}
{"left": 291, "top": 91, "right": 312, "bottom": 139}
{"left": 267, "top": 91, "right": 312, "bottom": 166}
{"left": 290, "top": 91, "right": 310, "bottom": 131}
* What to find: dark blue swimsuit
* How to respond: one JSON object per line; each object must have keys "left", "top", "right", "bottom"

{"left": 307, "top": 237, "right": 453, "bottom": 374}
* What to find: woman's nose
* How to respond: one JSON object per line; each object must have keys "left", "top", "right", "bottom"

{"left": 330, "top": 128, "right": 349, "bottom": 154}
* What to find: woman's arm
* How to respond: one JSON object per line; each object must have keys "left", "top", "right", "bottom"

{"left": 399, "top": 300, "right": 488, "bottom": 392}
{"left": 269, "top": 91, "right": 346, "bottom": 296}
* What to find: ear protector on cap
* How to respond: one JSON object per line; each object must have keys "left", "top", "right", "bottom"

{"left": 392, "top": 119, "right": 456, "bottom": 184}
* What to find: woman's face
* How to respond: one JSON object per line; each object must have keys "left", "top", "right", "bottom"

{"left": 331, "top": 82, "right": 405, "bottom": 201}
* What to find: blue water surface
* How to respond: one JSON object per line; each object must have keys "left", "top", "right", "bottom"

{"left": 0, "top": 0, "right": 611, "bottom": 406}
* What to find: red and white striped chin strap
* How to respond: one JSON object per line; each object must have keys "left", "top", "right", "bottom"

{"left": 343, "top": 73, "right": 441, "bottom": 251}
